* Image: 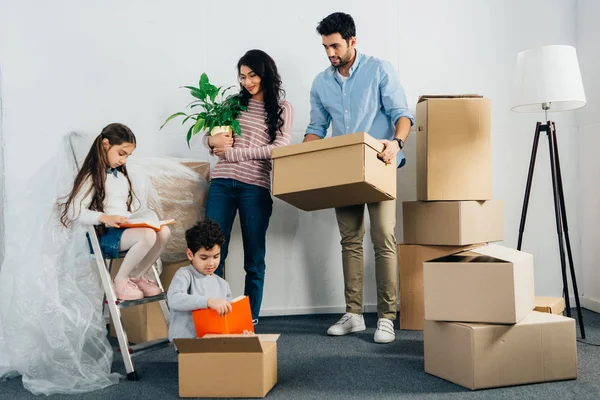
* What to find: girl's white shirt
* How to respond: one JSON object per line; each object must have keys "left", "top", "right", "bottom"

{"left": 72, "top": 171, "right": 141, "bottom": 225}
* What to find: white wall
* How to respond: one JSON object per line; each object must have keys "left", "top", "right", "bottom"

{"left": 0, "top": 0, "right": 586, "bottom": 316}
{"left": 0, "top": 62, "right": 4, "bottom": 265}
{"left": 577, "top": 0, "right": 600, "bottom": 312}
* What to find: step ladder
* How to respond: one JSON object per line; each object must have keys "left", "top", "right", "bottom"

{"left": 67, "top": 133, "right": 171, "bottom": 381}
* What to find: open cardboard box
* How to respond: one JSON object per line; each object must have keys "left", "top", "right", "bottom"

{"left": 174, "top": 334, "right": 279, "bottom": 398}
{"left": 397, "top": 243, "right": 486, "bottom": 330}
{"left": 271, "top": 132, "right": 396, "bottom": 211}
{"left": 424, "top": 244, "right": 535, "bottom": 324}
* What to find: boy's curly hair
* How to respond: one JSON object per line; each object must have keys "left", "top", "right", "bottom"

{"left": 185, "top": 219, "right": 225, "bottom": 254}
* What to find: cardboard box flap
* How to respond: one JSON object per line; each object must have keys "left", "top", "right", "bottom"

{"left": 470, "top": 244, "right": 532, "bottom": 265}
{"left": 203, "top": 333, "right": 281, "bottom": 342}
{"left": 174, "top": 336, "right": 264, "bottom": 354}
{"left": 417, "top": 94, "right": 484, "bottom": 103}
{"left": 271, "top": 132, "right": 384, "bottom": 159}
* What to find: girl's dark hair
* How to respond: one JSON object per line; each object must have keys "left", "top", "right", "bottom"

{"left": 316, "top": 12, "right": 356, "bottom": 41}
{"left": 186, "top": 219, "right": 226, "bottom": 254}
{"left": 237, "top": 49, "right": 285, "bottom": 144}
{"left": 60, "top": 123, "right": 137, "bottom": 228}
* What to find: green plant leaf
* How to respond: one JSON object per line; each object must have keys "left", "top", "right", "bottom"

{"left": 199, "top": 73, "right": 209, "bottom": 90}
{"left": 160, "top": 112, "right": 187, "bottom": 130}
{"left": 186, "top": 125, "right": 194, "bottom": 148}
{"left": 181, "top": 114, "right": 198, "bottom": 125}
{"left": 183, "top": 86, "right": 206, "bottom": 101}
{"left": 231, "top": 119, "right": 241, "bottom": 136}
{"left": 192, "top": 118, "right": 206, "bottom": 135}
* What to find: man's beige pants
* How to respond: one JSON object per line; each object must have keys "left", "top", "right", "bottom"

{"left": 335, "top": 199, "right": 397, "bottom": 320}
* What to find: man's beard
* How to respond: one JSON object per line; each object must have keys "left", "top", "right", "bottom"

{"left": 331, "top": 50, "right": 352, "bottom": 68}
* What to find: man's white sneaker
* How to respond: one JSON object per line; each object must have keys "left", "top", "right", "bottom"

{"left": 374, "top": 318, "right": 395, "bottom": 343}
{"left": 327, "top": 313, "right": 366, "bottom": 336}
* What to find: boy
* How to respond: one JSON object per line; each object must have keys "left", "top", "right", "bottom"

{"left": 167, "top": 219, "right": 232, "bottom": 341}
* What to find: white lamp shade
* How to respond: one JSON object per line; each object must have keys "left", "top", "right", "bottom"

{"left": 511, "top": 45, "right": 586, "bottom": 113}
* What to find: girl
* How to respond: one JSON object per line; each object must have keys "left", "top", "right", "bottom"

{"left": 60, "top": 123, "right": 171, "bottom": 300}
{"left": 203, "top": 49, "right": 293, "bottom": 323}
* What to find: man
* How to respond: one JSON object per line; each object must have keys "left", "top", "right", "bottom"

{"left": 305, "top": 12, "right": 413, "bottom": 343}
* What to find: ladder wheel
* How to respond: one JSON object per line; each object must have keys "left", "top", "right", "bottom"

{"left": 127, "top": 371, "right": 140, "bottom": 381}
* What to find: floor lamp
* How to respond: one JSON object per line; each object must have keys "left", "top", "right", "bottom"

{"left": 511, "top": 45, "right": 587, "bottom": 338}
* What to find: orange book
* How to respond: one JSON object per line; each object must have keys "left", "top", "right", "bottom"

{"left": 192, "top": 295, "right": 255, "bottom": 337}
{"left": 118, "top": 210, "right": 175, "bottom": 232}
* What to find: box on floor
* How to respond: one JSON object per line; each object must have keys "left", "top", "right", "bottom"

{"left": 397, "top": 243, "right": 485, "bottom": 330}
{"left": 175, "top": 334, "right": 279, "bottom": 398}
{"left": 423, "top": 244, "right": 535, "bottom": 324}
{"left": 416, "top": 95, "right": 492, "bottom": 201}
{"left": 424, "top": 311, "right": 577, "bottom": 390}
{"left": 535, "top": 296, "right": 565, "bottom": 315}
{"left": 272, "top": 132, "right": 396, "bottom": 211}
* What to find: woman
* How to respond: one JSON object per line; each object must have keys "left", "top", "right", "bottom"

{"left": 203, "top": 49, "right": 293, "bottom": 323}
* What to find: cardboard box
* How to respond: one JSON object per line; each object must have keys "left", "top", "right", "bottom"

{"left": 175, "top": 334, "right": 279, "bottom": 398}
{"left": 424, "top": 244, "right": 535, "bottom": 324}
{"left": 403, "top": 200, "right": 503, "bottom": 245}
{"left": 160, "top": 259, "right": 190, "bottom": 290}
{"left": 271, "top": 132, "right": 396, "bottom": 211}
{"left": 416, "top": 95, "right": 491, "bottom": 201}
{"left": 398, "top": 243, "right": 485, "bottom": 330}
{"left": 108, "top": 259, "right": 188, "bottom": 344}
{"left": 535, "top": 296, "right": 565, "bottom": 315}
{"left": 424, "top": 312, "right": 577, "bottom": 390}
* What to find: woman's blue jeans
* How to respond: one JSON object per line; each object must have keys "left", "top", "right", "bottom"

{"left": 205, "top": 178, "right": 273, "bottom": 320}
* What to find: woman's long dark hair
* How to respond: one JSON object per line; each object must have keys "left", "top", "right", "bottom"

{"left": 237, "top": 49, "right": 285, "bottom": 143}
{"left": 60, "top": 123, "right": 136, "bottom": 228}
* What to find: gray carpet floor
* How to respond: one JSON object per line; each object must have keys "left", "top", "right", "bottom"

{"left": 3, "top": 309, "right": 600, "bottom": 399}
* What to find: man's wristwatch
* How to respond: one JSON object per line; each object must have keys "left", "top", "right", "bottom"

{"left": 394, "top": 138, "right": 404, "bottom": 149}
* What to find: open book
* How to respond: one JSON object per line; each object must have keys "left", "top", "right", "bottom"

{"left": 118, "top": 210, "right": 175, "bottom": 232}
{"left": 192, "top": 295, "right": 255, "bottom": 337}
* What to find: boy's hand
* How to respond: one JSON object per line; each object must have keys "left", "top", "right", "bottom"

{"left": 242, "top": 330, "right": 254, "bottom": 335}
{"left": 207, "top": 298, "right": 232, "bottom": 316}
{"left": 99, "top": 214, "right": 128, "bottom": 228}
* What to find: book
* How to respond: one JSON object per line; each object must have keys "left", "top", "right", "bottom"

{"left": 118, "top": 210, "right": 175, "bottom": 232}
{"left": 192, "top": 295, "right": 255, "bottom": 337}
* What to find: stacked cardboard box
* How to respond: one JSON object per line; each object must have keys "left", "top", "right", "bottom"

{"left": 422, "top": 245, "right": 577, "bottom": 389}
{"left": 399, "top": 95, "right": 501, "bottom": 330}
{"left": 400, "top": 95, "right": 577, "bottom": 389}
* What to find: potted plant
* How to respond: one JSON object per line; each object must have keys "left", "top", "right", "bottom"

{"left": 161, "top": 73, "right": 247, "bottom": 146}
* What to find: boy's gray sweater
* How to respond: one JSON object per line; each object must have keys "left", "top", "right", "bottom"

{"left": 166, "top": 265, "right": 231, "bottom": 341}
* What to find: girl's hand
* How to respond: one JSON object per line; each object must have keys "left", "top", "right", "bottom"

{"left": 207, "top": 298, "right": 232, "bottom": 316}
{"left": 213, "top": 147, "right": 229, "bottom": 159}
{"left": 242, "top": 330, "right": 254, "bottom": 335}
{"left": 209, "top": 132, "right": 233, "bottom": 149}
{"left": 99, "top": 214, "right": 128, "bottom": 228}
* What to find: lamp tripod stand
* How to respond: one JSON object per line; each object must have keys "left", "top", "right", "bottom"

{"left": 517, "top": 106, "right": 585, "bottom": 338}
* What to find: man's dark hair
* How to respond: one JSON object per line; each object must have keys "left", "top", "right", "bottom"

{"left": 185, "top": 219, "right": 226, "bottom": 254}
{"left": 316, "top": 12, "right": 356, "bottom": 41}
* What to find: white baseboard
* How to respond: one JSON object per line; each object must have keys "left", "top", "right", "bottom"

{"left": 580, "top": 296, "right": 600, "bottom": 313}
{"left": 259, "top": 298, "right": 600, "bottom": 318}
{"left": 259, "top": 304, "right": 378, "bottom": 317}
